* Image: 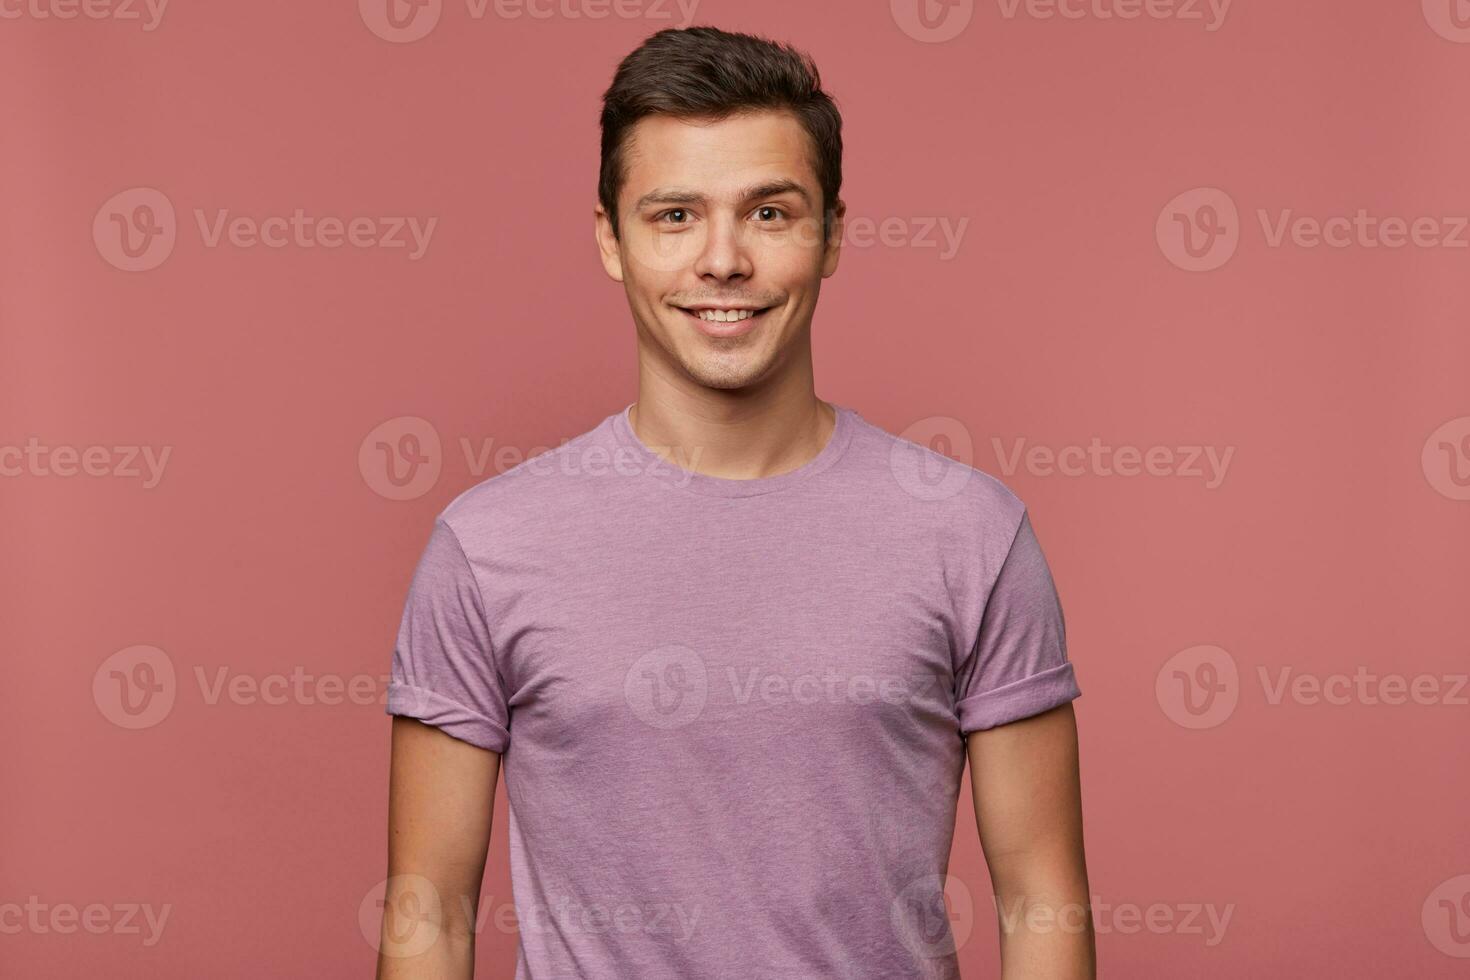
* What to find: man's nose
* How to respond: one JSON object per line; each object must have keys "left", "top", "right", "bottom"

{"left": 692, "top": 214, "right": 754, "bottom": 280}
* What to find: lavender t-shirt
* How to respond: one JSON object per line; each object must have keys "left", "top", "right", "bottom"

{"left": 386, "top": 402, "right": 1080, "bottom": 979}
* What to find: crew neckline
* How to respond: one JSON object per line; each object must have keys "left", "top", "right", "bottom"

{"left": 611, "top": 400, "right": 856, "bottom": 498}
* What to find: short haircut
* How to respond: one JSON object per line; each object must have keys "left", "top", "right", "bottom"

{"left": 598, "top": 26, "right": 844, "bottom": 242}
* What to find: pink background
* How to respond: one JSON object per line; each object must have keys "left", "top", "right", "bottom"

{"left": 4, "top": 0, "right": 1469, "bottom": 976}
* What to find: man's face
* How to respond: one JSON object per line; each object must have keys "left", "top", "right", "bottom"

{"left": 596, "top": 110, "right": 843, "bottom": 391}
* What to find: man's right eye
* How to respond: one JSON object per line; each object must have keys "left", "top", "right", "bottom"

{"left": 656, "top": 209, "right": 690, "bottom": 224}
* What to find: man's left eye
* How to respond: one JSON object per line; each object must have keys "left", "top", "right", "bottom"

{"left": 755, "top": 207, "right": 785, "bottom": 221}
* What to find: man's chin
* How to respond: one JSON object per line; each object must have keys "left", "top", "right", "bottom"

{"left": 676, "top": 352, "right": 775, "bottom": 392}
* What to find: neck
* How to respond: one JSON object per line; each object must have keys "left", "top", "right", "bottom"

{"left": 628, "top": 375, "right": 835, "bottom": 482}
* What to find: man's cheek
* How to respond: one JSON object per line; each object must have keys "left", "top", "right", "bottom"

{"left": 631, "top": 233, "right": 694, "bottom": 275}
{"left": 781, "top": 216, "right": 826, "bottom": 251}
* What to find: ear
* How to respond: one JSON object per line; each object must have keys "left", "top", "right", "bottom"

{"left": 820, "top": 199, "right": 846, "bottom": 278}
{"left": 594, "top": 204, "right": 625, "bottom": 283}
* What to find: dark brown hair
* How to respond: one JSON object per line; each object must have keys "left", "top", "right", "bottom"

{"left": 598, "top": 26, "right": 843, "bottom": 242}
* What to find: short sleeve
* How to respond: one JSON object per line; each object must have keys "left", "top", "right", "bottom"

{"left": 385, "top": 518, "right": 511, "bottom": 753}
{"left": 954, "top": 509, "right": 1080, "bottom": 734}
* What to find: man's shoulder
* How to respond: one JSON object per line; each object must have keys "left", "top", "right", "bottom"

{"left": 843, "top": 409, "right": 1039, "bottom": 594}
{"left": 434, "top": 410, "right": 619, "bottom": 541}
{"left": 843, "top": 408, "right": 1027, "bottom": 533}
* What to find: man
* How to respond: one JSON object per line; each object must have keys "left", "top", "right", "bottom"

{"left": 378, "top": 25, "right": 1094, "bottom": 980}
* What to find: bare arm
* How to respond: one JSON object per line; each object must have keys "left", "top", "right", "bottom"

{"left": 376, "top": 717, "right": 501, "bottom": 980}
{"left": 967, "top": 702, "right": 1095, "bottom": 979}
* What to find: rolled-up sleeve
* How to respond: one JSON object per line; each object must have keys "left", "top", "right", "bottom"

{"left": 385, "top": 518, "right": 511, "bottom": 753}
{"left": 955, "top": 509, "right": 1080, "bottom": 734}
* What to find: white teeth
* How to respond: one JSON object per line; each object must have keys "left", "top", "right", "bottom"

{"left": 693, "top": 308, "right": 757, "bottom": 322}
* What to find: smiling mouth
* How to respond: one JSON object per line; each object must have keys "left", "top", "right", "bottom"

{"left": 674, "top": 305, "right": 775, "bottom": 324}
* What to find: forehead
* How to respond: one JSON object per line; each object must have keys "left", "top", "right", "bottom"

{"left": 620, "top": 110, "right": 818, "bottom": 204}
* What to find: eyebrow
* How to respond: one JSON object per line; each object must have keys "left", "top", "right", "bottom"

{"left": 632, "top": 179, "right": 813, "bottom": 212}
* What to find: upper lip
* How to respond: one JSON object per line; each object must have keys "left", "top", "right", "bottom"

{"left": 677, "top": 303, "right": 772, "bottom": 312}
